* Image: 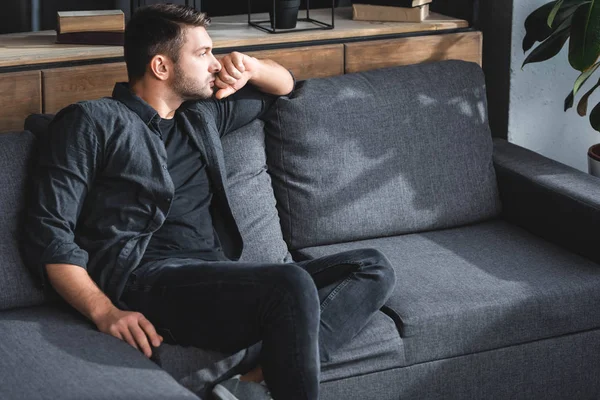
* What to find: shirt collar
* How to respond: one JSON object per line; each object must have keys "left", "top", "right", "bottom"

{"left": 112, "top": 82, "right": 160, "bottom": 125}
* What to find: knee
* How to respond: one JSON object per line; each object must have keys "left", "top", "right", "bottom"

{"left": 359, "top": 248, "right": 390, "bottom": 266}
{"left": 358, "top": 249, "right": 396, "bottom": 293}
{"left": 271, "top": 265, "right": 319, "bottom": 307}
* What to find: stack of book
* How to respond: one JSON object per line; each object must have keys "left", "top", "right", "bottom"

{"left": 56, "top": 10, "right": 125, "bottom": 46}
{"left": 352, "top": 0, "right": 432, "bottom": 23}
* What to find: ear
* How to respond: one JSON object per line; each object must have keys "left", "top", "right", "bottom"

{"left": 149, "top": 55, "right": 171, "bottom": 81}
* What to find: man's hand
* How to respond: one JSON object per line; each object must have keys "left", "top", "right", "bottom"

{"left": 44, "top": 264, "right": 164, "bottom": 359}
{"left": 214, "top": 51, "right": 258, "bottom": 100}
{"left": 214, "top": 52, "right": 294, "bottom": 99}
{"left": 94, "top": 307, "right": 164, "bottom": 358}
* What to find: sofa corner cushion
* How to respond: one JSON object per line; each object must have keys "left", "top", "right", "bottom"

{"left": 0, "top": 131, "right": 46, "bottom": 311}
{"left": 264, "top": 60, "right": 502, "bottom": 249}
{"left": 222, "top": 119, "right": 292, "bottom": 263}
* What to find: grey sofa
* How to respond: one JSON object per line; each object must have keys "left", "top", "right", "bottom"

{"left": 2, "top": 60, "right": 600, "bottom": 399}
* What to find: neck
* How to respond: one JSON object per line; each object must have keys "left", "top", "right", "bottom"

{"left": 129, "top": 79, "right": 182, "bottom": 119}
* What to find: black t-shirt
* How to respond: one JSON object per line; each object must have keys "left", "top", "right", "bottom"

{"left": 142, "top": 116, "right": 228, "bottom": 262}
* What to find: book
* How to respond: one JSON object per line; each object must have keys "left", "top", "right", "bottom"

{"left": 56, "top": 31, "right": 124, "bottom": 46}
{"left": 57, "top": 10, "right": 125, "bottom": 34}
{"left": 352, "top": 4, "right": 429, "bottom": 22}
{"left": 352, "top": 0, "right": 432, "bottom": 7}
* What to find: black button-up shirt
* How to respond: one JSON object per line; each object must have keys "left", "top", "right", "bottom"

{"left": 23, "top": 82, "right": 276, "bottom": 307}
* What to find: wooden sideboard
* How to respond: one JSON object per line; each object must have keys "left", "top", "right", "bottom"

{"left": 0, "top": 8, "right": 480, "bottom": 133}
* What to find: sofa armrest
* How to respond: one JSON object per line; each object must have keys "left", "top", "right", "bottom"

{"left": 493, "top": 138, "right": 600, "bottom": 265}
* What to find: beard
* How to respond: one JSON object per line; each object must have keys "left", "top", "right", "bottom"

{"left": 172, "top": 63, "right": 213, "bottom": 101}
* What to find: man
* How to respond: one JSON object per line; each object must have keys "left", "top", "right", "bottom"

{"left": 23, "top": 4, "right": 395, "bottom": 400}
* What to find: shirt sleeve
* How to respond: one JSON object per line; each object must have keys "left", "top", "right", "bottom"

{"left": 22, "top": 104, "right": 100, "bottom": 286}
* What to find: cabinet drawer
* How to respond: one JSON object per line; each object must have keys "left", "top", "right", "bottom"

{"left": 42, "top": 63, "right": 128, "bottom": 114}
{"left": 0, "top": 71, "right": 41, "bottom": 133}
{"left": 345, "top": 31, "right": 482, "bottom": 74}
{"left": 223, "top": 44, "right": 344, "bottom": 81}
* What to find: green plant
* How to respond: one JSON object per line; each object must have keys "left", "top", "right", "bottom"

{"left": 523, "top": 0, "right": 600, "bottom": 132}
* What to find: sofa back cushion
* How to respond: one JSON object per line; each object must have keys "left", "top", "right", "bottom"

{"left": 0, "top": 131, "right": 47, "bottom": 310}
{"left": 222, "top": 119, "right": 292, "bottom": 263}
{"left": 264, "top": 60, "right": 502, "bottom": 249}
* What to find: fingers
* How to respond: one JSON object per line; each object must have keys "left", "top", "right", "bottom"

{"left": 139, "top": 316, "right": 162, "bottom": 348}
{"left": 101, "top": 311, "right": 162, "bottom": 358}
{"left": 214, "top": 76, "right": 236, "bottom": 100}
{"left": 223, "top": 57, "right": 244, "bottom": 81}
{"left": 119, "top": 325, "right": 139, "bottom": 351}
{"left": 215, "top": 52, "right": 250, "bottom": 99}
{"left": 215, "top": 86, "right": 236, "bottom": 100}
{"left": 129, "top": 322, "right": 152, "bottom": 358}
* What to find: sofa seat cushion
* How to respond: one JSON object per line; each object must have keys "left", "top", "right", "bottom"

{"left": 264, "top": 60, "right": 501, "bottom": 250}
{"left": 320, "top": 309, "right": 404, "bottom": 381}
{"left": 295, "top": 219, "right": 600, "bottom": 366}
{"left": 0, "top": 305, "right": 198, "bottom": 399}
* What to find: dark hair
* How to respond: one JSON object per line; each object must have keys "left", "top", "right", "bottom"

{"left": 124, "top": 4, "right": 210, "bottom": 82}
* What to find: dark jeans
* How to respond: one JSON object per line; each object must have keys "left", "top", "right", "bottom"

{"left": 121, "top": 248, "right": 395, "bottom": 400}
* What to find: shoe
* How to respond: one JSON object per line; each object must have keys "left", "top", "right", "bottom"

{"left": 212, "top": 375, "right": 273, "bottom": 400}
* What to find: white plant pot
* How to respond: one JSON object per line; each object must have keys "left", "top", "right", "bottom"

{"left": 588, "top": 143, "right": 600, "bottom": 177}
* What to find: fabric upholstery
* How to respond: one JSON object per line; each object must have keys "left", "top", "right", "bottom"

{"left": 222, "top": 119, "right": 292, "bottom": 263}
{"left": 320, "top": 327, "right": 600, "bottom": 400}
{"left": 0, "top": 131, "right": 46, "bottom": 311}
{"left": 494, "top": 137, "right": 600, "bottom": 265}
{"left": 296, "top": 219, "right": 600, "bottom": 366}
{"left": 0, "top": 305, "right": 198, "bottom": 399}
{"left": 264, "top": 60, "right": 501, "bottom": 249}
{"left": 320, "top": 309, "right": 403, "bottom": 381}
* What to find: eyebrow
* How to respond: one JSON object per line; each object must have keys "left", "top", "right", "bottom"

{"left": 195, "top": 46, "right": 212, "bottom": 52}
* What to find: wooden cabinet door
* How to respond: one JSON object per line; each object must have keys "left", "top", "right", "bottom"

{"left": 344, "top": 31, "right": 482, "bottom": 74}
{"left": 42, "top": 63, "right": 128, "bottom": 114}
{"left": 0, "top": 71, "right": 42, "bottom": 133}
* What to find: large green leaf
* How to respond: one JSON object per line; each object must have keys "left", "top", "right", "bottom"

{"left": 548, "top": 0, "right": 565, "bottom": 26}
{"left": 548, "top": 0, "right": 589, "bottom": 26}
{"left": 574, "top": 62, "right": 600, "bottom": 94}
{"left": 569, "top": 0, "right": 600, "bottom": 71}
{"left": 524, "top": 2, "right": 558, "bottom": 51}
{"left": 590, "top": 101, "right": 600, "bottom": 131}
{"left": 523, "top": 19, "right": 572, "bottom": 67}
{"left": 564, "top": 62, "right": 600, "bottom": 111}
{"left": 577, "top": 77, "right": 600, "bottom": 115}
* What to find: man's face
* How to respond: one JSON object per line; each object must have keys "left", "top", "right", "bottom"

{"left": 170, "top": 26, "right": 221, "bottom": 100}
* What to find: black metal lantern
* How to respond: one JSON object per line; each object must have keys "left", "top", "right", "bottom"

{"left": 248, "top": 0, "right": 334, "bottom": 34}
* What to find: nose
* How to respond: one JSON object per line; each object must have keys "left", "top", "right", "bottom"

{"left": 211, "top": 55, "right": 222, "bottom": 73}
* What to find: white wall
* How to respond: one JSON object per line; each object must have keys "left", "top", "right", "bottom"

{"left": 510, "top": 0, "right": 600, "bottom": 172}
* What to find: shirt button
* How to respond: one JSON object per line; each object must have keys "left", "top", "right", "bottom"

{"left": 166, "top": 198, "right": 171, "bottom": 202}
{"left": 162, "top": 164, "right": 168, "bottom": 170}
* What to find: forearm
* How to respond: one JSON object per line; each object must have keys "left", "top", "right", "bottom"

{"left": 46, "top": 263, "right": 115, "bottom": 324}
{"left": 250, "top": 59, "right": 294, "bottom": 96}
